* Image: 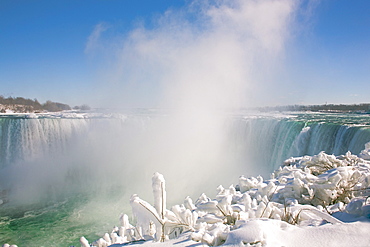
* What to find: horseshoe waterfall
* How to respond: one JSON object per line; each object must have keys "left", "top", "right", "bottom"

{"left": 0, "top": 111, "right": 369, "bottom": 246}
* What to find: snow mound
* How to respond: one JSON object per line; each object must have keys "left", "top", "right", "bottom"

{"left": 82, "top": 146, "right": 370, "bottom": 247}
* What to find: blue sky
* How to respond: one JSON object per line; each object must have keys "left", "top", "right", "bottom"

{"left": 0, "top": 0, "right": 369, "bottom": 108}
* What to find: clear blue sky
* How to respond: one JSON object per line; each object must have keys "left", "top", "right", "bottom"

{"left": 0, "top": 0, "right": 369, "bottom": 108}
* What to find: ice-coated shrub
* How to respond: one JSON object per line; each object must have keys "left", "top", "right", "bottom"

{"left": 81, "top": 144, "right": 370, "bottom": 246}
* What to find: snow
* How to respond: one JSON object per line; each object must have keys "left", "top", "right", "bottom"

{"left": 0, "top": 111, "right": 86, "bottom": 119}
{"left": 225, "top": 219, "right": 370, "bottom": 246}
{"left": 359, "top": 142, "right": 370, "bottom": 160}
{"left": 79, "top": 142, "right": 370, "bottom": 247}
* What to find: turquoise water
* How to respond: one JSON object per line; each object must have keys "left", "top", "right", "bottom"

{"left": 0, "top": 111, "right": 369, "bottom": 246}
{"left": 0, "top": 196, "right": 91, "bottom": 247}
{"left": 0, "top": 194, "right": 130, "bottom": 247}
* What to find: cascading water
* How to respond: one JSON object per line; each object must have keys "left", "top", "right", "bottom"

{"left": 0, "top": 111, "right": 369, "bottom": 246}
{"left": 229, "top": 114, "right": 370, "bottom": 171}
{"left": 0, "top": 117, "right": 89, "bottom": 169}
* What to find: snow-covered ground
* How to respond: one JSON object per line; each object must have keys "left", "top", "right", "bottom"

{"left": 100, "top": 220, "right": 370, "bottom": 247}
{"left": 0, "top": 110, "right": 127, "bottom": 120}
{"left": 76, "top": 143, "right": 370, "bottom": 247}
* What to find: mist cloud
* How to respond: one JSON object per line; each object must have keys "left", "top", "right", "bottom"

{"left": 88, "top": 0, "right": 305, "bottom": 109}
{"left": 83, "top": 0, "right": 315, "bottom": 199}
{"left": 85, "top": 22, "right": 109, "bottom": 55}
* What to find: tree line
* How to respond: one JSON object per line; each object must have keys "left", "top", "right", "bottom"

{"left": 258, "top": 103, "right": 370, "bottom": 113}
{"left": 0, "top": 96, "right": 90, "bottom": 113}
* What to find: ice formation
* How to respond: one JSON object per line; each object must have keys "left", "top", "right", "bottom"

{"left": 359, "top": 142, "right": 370, "bottom": 160}
{"left": 82, "top": 144, "right": 370, "bottom": 246}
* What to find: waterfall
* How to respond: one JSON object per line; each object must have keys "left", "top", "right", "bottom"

{"left": 0, "top": 117, "right": 89, "bottom": 169}
{"left": 0, "top": 115, "right": 132, "bottom": 205}
{"left": 230, "top": 115, "right": 370, "bottom": 171}
{"left": 0, "top": 112, "right": 369, "bottom": 205}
